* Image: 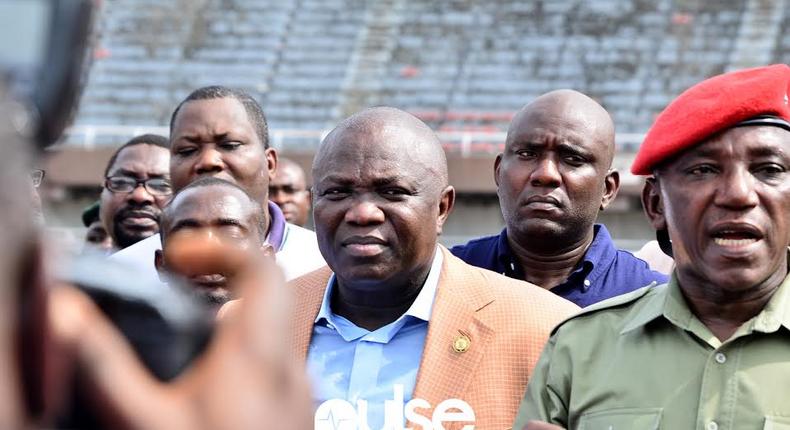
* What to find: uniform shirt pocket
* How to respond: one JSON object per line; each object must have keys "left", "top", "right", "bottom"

{"left": 578, "top": 407, "right": 662, "bottom": 430}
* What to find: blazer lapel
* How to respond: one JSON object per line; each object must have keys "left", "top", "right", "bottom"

{"left": 412, "top": 247, "right": 495, "bottom": 407}
{"left": 288, "top": 266, "right": 332, "bottom": 366}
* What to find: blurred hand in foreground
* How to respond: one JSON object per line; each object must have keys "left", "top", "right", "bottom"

{"left": 49, "top": 232, "right": 312, "bottom": 430}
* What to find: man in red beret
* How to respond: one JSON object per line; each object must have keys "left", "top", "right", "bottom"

{"left": 513, "top": 64, "right": 790, "bottom": 430}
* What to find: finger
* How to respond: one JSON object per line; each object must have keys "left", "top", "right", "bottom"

{"left": 163, "top": 231, "right": 249, "bottom": 277}
{"left": 164, "top": 233, "right": 291, "bottom": 364}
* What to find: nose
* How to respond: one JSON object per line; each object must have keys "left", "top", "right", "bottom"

{"left": 128, "top": 182, "right": 155, "bottom": 205}
{"left": 344, "top": 197, "right": 385, "bottom": 226}
{"left": 529, "top": 156, "right": 562, "bottom": 188}
{"left": 195, "top": 147, "right": 224, "bottom": 174}
{"left": 714, "top": 166, "right": 758, "bottom": 210}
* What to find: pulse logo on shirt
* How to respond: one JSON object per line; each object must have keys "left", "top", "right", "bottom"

{"left": 314, "top": 384, "right": 475, "bottom": 430}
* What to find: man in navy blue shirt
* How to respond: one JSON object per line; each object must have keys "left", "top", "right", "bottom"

{"left": 451, "top": 90, "right": 667, "bottom": 307}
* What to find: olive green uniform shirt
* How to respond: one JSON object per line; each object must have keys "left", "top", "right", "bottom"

{"left": 514, "top": 264, "right": 790, "bottom": 430}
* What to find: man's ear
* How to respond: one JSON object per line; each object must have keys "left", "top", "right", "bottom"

{"left": 493, "top": 153, "right": 503, "bottom": 187}
{"left": 641, "top": 176, "right": 667, "bottom": 231}
{"left": 436, "top": 185, "right": 456, "bottom": 236}
{"left": 600, "top": 169, "right": 620, "bottom": 211}
{"left": 265, "top": 148, "right": 278, "bottom": 182}
{"left": 260, "top": 243, "right": 275, "bottom": 258}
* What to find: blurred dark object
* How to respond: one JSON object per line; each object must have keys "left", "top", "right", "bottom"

{"left": 0, "top": 0, "right": 94, "bottom": 150}
{"left": 81, "top": 200, "right": 100, "bottom": 227}
{"left": 55, "top": 255, "right": 214, "bottom": 428}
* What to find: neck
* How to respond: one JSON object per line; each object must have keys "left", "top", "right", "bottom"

{"left": 331, "top": 264, "right": 432, "bottom": 331}
{"left": 507, "top": 228, "right": 594, "bottom": 289}
{"left": 678, "top": 266, "right": 788, "bottom": 342}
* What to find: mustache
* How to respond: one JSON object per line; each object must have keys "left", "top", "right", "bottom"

{"left": 114, "top": 205, "right": 160, "bottom": 222}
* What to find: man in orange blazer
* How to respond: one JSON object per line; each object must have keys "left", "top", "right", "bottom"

{"left": 290, "top": 107, "right": 579, "bottom": 430}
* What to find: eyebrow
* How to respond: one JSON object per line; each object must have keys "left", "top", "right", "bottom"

{"left": 177, "top": 132, "right": 249, "bottom": 144}
{"left": 169, "top": 217, "right": 248, "bottom": 233}
{"left": 318, "top": 174, "right": 416, "bottom": 188}
{"left": 214, "top": 218, "right": 248, "bottom": 230}
{"left": 110, "top": 168, "right": 167, "bottom": 179}
{"left": 169, "top": 219, "right": 201, "bottom": 234}
{"left": 747, "top": 146, "right": 788, "bottom": 159}
{"left": 183, "top": 132, "right": 225, "bottom": 142}
{"left": 688, "top": 145, "right": 787, "bottom": 160}
{"left": 515, "top": 140, "right": 594, "bottom": 157}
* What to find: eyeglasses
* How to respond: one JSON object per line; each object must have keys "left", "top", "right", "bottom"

{"left": 104, "top": 176, "right": 173, "bottom": 196}
{"left": 31, "top": 169, "right": 45, "bottom": 188}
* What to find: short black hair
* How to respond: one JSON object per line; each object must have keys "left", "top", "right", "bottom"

{"left": 103, "top": 134, "right": 169, "bottom": 177}
{"left": 169, "top": 86, "right": 269, "bottom": 149}
{"left": 160, "top": 177, "right": 266, "bottom": 243}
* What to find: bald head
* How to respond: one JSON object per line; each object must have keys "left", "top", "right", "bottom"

{"left": 311, "top": 107, "right": 455, "bottom": 293}
{"left": 316, "top": 107, "right": 448, "bottom": 189}
{"left": 495, "top": 89, "right": 620, "bottom": 250}
{"left": 511, "top": 89, "right": 616, "bottom": 165}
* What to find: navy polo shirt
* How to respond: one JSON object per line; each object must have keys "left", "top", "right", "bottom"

{"left": 450, "top": 224, "right": 668, "bottom": 308}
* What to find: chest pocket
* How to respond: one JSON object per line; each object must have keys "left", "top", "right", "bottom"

{"left": 578, "top": 408, "right": 661, "bottom": 430}
{"left": 765, "top": 416, "right": 790, "bottom": 430}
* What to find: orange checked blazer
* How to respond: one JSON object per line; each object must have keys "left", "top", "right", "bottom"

{"left": 289, "top": 246, "right": 579, "bottom": 429}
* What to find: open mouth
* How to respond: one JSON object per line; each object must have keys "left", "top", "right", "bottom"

{"left": 710, "top": 224, "right": 763, "bottom": 247}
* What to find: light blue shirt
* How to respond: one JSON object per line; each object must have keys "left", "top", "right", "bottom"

{"left": 307, "top": 248, "right": 443, "bottom": 430}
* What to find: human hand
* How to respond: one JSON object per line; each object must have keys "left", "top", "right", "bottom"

{"left": 49, "top": 233, "right": 312, "bottom": 430}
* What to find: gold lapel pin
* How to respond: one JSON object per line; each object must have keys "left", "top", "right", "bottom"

{"left": 453, "top": 332, "right": 471, "bottom": 353}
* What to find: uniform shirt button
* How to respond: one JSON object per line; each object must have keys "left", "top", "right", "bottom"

{"left": 707, "top": 421, "right": 718, "bottom": 430}
{"left": 715, "top": 352, "right": 726, "bottom": 364}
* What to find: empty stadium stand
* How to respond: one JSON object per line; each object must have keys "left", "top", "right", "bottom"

{"left": 69, "top": 0, "right": 789, "bottom": 150}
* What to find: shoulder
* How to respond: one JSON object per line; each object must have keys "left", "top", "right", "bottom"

{"left": 288, "top": 265, "right": 332, "bottom": 299}
{"left": 107, "top": 235, "right": 162, "bottom": 284}
{"left": 449, "top": 234, "right": 500, "bottom": 258}
{"left": 445, "top": 253, "right": 580, "bottom": 327}
{"left": 613, "top": 248, "right": 670, "bottom": 283}
{"left": 551, "top": 282, "right": 665, "bottom": 337}
{"left": 109, "top": 234, "right": 162, "bottom": 261}
{"left": 488, "top": 268, "right": 580, "bottom": 321}
{"left": 282, "top": 223, "right": 317, "bottom": 243}
{"left": 277, "top": 224, "right": 325, "bottom": 280}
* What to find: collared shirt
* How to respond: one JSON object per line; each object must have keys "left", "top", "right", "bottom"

{"left": 514, "top": 258, "right": 790, "bottom": 430}
{"left": 450, "top": 224, "right": 668, "bottom": 307}
{"left": 307, "top": 249, "right": 443, "bottom": 430}
{"left": 109, "top": 202, "right": 325, "bottom": 283}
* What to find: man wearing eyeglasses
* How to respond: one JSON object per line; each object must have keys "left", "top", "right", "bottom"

{"left": 99, "top": 134, "right": 172, "bottom": 250}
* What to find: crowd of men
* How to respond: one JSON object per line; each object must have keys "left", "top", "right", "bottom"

{"left": 8, "top": 63, "right": 789, "bottom": 429}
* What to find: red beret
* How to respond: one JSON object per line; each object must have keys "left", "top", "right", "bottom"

{"left": 632, "top": 64, "right": 790, "bottom": 175}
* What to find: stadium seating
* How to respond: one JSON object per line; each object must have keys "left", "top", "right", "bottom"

{"left": 70, "top": 0, "right": 787, "bottom": 151}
